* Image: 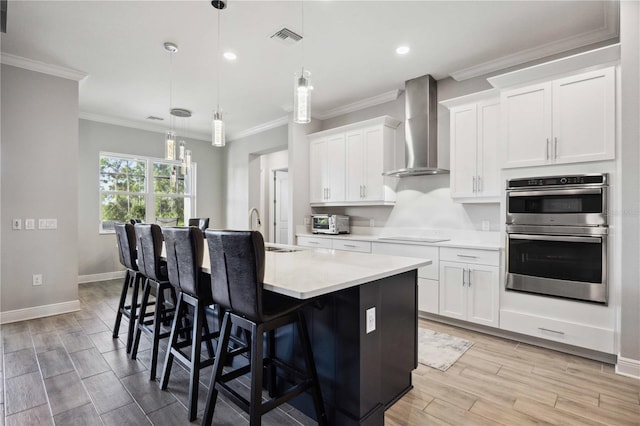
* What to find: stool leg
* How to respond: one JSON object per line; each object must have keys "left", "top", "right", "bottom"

{"left": 249, "top": 322, "right": 264, "bottom": 425}
{"left": 112, "top": 270, "right": 131, "bottom": 339}
{"left": 202, "top": 311, "right": 232, "bottom": 426}
{"left": 296, "top": 311, "right": 327, "bottom": 426}
{"left": 202, "top": 314, "right": 215, "bottom": 359}
{"left": 131, "top": 278, "right": 151, "bottom": 360}
{"left": 150, "top": 281, "right": 164, "bottom": 381}
{"left": 126, "top": 272, "right": 142, "bottom": 353}
{"left": 266, "top": 330, "right": 277, "bottom": 397}
{"left": 188, "top": 299, "right": 203, "bottom": 422}
{"left": 161, "top": 292, "right": 184, "bottom": 390}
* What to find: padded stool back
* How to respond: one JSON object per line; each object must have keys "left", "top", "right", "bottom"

{"left": 115, "top": 223, "right": 137, "bottom": 271}
{"left": 163, "top": 227, "right": 211, "bottom": 302}
{"left": 188, "top": 217, "right": 210, "bottom": 232}
{"left": 134, "top": 224, "right": 167, "bottom": 282}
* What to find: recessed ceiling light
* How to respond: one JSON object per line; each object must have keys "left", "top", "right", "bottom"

{"left": 223, "top": 51, "right": 237, "bottom": 61}
{"left": 396, "top": 46, "right": 410, "bottom": 55}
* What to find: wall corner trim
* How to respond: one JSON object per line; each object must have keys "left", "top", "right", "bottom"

{"left": 0, "top": 52, "right": 88, "bottom": 81}
{"left": 0, "top": 300, "right": 81, "bottom": 324}
{"left": 615, "top": 356, "right": 640, "bottom": 379}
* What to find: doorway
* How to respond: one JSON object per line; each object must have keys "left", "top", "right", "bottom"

{"left": 272, "top": 169, "right": 289, "bottom": 244}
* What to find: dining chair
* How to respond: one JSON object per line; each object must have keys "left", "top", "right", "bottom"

{"left": 131, "top": 223, "right": 178, "bottom": 381}
{"left": 160, "top": 226, "right": 218, "bottom": 421}
{"left": 202, "top": 230, "right": 327, "bottom": 426}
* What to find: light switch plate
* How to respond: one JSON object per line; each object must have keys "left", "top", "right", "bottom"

{"left": 25, "top": 219, "right": 35, "bottom": 230}
{"left": 366, "top": 307, "right": 376, "bottom": 334}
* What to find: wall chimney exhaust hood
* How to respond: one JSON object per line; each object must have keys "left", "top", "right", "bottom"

{"left": 383, "top": 74, "right": 449, "bottom": 176}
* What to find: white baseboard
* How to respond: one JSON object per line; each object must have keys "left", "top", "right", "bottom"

{"left": 616, "top": 356, "right": 640, "bottom": 379}
{"left": 78, "top": 270, "right": 125, "bottom": 284}
{"left": 0, "top": 300, "right": 81, "bottom": 324}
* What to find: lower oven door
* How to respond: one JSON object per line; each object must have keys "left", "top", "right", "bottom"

{"left": 506, "top": 231, "right": 607, "bottom": 304}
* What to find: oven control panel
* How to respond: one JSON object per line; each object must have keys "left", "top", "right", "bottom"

{"left": 507, "top": 174, "right": 607, "bottom": 189}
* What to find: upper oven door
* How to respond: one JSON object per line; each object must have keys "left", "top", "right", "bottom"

{"left": 506, "top": 187, "right": 607, "bottom": 226}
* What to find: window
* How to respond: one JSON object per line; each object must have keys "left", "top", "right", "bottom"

{"left": 99, "top": 153, "right": 196, "bottom": 233}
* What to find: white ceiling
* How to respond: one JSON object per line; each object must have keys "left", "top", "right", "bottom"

{"left": 0, "top": 1, "right": 618, "bottom": 141}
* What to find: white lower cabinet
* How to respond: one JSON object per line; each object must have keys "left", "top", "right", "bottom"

{"left": 439, "top": 248, "right": 500, "bottom": 328}
{"left": 297, "top": 236, "right": 333, "bottom": 249}
{"left": 371, "top": 242, "right": 439, "bottom": 314}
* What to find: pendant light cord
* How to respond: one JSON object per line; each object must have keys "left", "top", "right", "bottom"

{"left": 216, "top": 7, "right": 221, "bottom": 114}
{"left": 301, "top": 0, "right": 305, "bottom": 75}
{"left": 169, "top": 50, "right": 174, "bottom": 131}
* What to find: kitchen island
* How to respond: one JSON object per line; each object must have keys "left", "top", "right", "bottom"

{"left": 201, "top": 245, "right": 430, "bottom": 426}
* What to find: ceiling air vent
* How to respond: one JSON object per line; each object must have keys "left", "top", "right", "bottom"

{"left": 270, "top": 27, "right": 302, "bottom": 45}
{"left": 146, "top": 116, "right": 164, "bottom": 121}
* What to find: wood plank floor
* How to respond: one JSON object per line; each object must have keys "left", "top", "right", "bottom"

{"left": 385, "top": 318, "right": 640, "bottom": 426}
{"left": 1, "top": 279, "right": 638, "bottom": 425}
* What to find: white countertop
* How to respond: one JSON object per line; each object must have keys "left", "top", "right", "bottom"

{"left": 296, "top": 232, "right": 503, "bottom": 251}
{"left": 199, "top": 244, "right": 430, "bottom": 300}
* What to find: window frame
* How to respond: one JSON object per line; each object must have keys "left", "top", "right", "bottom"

{"left": 98, "top": 151, "right": 197, "bottom": 234}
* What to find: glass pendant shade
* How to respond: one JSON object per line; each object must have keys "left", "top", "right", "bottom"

{"left": 185, "top": 149, "right": 192, "bottom": 169}
{"left": 293, "top": 69, "right": 311, "bottom": 124}
{"left": 178, "top": 140, "right": 186, "bottom": 160}
{"left": 165, "top": 131, "right": 176, "bottom": 160}
{"left": 212, "top": 112, "right": 225, "bottom": 147}
{"left": 170, "top": 166, "right": 177, "bottom": 188}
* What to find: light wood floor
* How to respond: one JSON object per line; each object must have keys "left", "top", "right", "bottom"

{"left": 385, "top": 318, "right": 640, "bottom": 426}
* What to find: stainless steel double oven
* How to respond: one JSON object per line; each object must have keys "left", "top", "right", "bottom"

{"left": 506, "top": 174, "right": 608, "bottom": 304}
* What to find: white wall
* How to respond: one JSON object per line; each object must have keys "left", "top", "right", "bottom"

{"left": 1, "top": 64, "right": 79, "bottom": 315}
{"left": 78, "top": 119, "right": 224, "bottom": 278}
{"left": 226, "top": 125, "right": 288, "bottom": 230}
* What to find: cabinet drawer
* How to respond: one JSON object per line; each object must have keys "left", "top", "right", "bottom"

{"left": 297, "top": 236, "right": 332, "bottom": 249}
{"left": 332, "top": 239, "right": 371, "bottom": 253}
{"left": 500, "top": 309, "right": 614, "bottom": 354}
{"left": 440, "top": 247, "right": 499, "bottom": 266}
{"left": 371, "top": 242, "right": 439, "bottom": 280}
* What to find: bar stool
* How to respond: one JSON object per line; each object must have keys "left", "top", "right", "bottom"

{"left": 160, "top": 226, "right": 218, "bottom": 421}
{"left": 113, "top": 223, "right": 146, "bottom": 353}
{"left": 131, "top": 223, "right": 178, "bottom": 381}
{"left": 202, "top": 230, "right": 327, "bottom": 426}
{"left": 188, "top": 218, "right": 210, "bottom": 232}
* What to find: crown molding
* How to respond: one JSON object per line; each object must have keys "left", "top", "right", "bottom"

{"left": 313, "top": 89, "right": 401, "bottom": 120}
{"left": 450, "top": 1, "right": 619, "bottom": 81}
{"left": 227, "top": 115, "right": 289, "bottom": 142}
{"left": 79, "top": 112, "right": 210, "bottom": 142}
{"left": 1, "top": 53, "right": 88, "bottom": 81}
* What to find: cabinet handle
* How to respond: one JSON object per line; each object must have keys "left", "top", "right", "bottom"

{"left": 360, "top": 185, "right": 363, "bottom": 198}
{"left": 538, "top": 327, "right": 565, "bottom": 335}
{"left": 554, "top": 137, "right": 558, "bottom": 160}
{"left": 546, "top": 138, "right": 550, "bottom": 160}
{"left": 363, "top": 185, "right": 366, "bottom": 198}
{"left": 461, "top": 267, "right": 466, "bottom": 287}
{"left": 477, "top": 176, "right": 482, "bottom": 193}
{"left": 309, "top": 241, "right": 320, "bottom": 245}
{"left": 468, "top": 269, "right": 472, "bottom": 287}
{"left": 457, "top": 254, "right": 479, "bottom": 259}
{"left": 344, "top": 244, "right": 357, "bottom": 248}
{"left": 472, "top": 176, "right": 476, "bottom": 193}
{"left": 328, "top": 188, "right": 331, "bottom": 199}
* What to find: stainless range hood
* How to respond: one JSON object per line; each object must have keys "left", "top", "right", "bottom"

{"left": 384, "top": 75, "right": 449, "bottom": 176}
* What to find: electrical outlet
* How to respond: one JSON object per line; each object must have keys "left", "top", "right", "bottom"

{"left": 39, "top": 218, "right": 58, "bottom": 230}
{"left": 366, "top": 307, "right": 376, "bottom": 334}
{"left": 482, "top": 220, "right": 490, "bottom": 231}
{"left": 12, "top": 218, "right": 22, "bottom": 230}
{"left": 369, "top": 219, "right": 375, "bottom": 227}
{"left": 304, "top": 216, "right": 310, "bottom": 225}
{"left": 33, "top": 274, "right": 43, "bottom": 286}
{"left": 25, "top": 219, "right": 35, "bottom": 230}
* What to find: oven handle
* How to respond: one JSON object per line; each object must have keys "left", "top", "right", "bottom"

{"left": 508, "top": 233, "right": 602, "bottom": 243}
{"left": 507, "top": 188, "right": 602, "bottom": 197}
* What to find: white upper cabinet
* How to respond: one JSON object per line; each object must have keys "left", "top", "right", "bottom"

{"left": 309, "top": 116, "right": 401, "bottom": 206}
{"left": 444, "top": 92, "right": 501, "bottom": 202}
{"left": 502, "top": 67, "right": 615, "bottom": 168}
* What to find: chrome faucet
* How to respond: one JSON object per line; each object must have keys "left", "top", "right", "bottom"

{"left": 248, "top": 207, "right": 261, "bottom": 231}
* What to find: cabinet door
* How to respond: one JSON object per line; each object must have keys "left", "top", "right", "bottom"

{"left": 309, "top": 139, "right": 327, "bottom": 203}
{"left": 418, "top": 278, "right": 439, "bottom": 314}
{"left": 345, "top": 130, "right": 364, "bottom": 201}
{"left": 477, "top": 100, "right": 501, "bottom": 197}
{"left": 502, "top": 83, "right": 552, "bottom": 168}
{"left": 552, "top": 67, "right": 615, "bottom": 164}
{"left": 363, "top": 126, "right": 385, "bottom": 201}
{"left": 449, "top": 105, "right": 478, "bottom": 198}
{"left": 326, "top": 134, "right": 346, "bottom": 202}
{"left": 439, "top": 261, "right": 466, "bottom": 321}
{"left": 467, "top": 265, "right": 499, "bottom": 328}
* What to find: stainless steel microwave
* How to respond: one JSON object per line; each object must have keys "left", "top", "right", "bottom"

{"left": 311, "top": 214, "right": 350, "bottom": 235}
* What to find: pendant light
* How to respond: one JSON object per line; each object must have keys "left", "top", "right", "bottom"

{"left": 170, "top": 108, "right": 192, "bottom": 173}
{"left": 164, "top": 42, "right": 179, "bottom": 160}
{"left": 293, "top": 1, "right": 311, "bottom": 124}
{"left": 211, "top": 1, "right": 226, "bottom": 147}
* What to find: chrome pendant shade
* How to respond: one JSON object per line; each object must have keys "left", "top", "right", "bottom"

{"left": 293, "top": 68, "right": 311, "bottom": 124}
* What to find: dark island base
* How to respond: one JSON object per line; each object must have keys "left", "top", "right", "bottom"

{"left": 271, "top": 270, "right": 418, "bottom": 425}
